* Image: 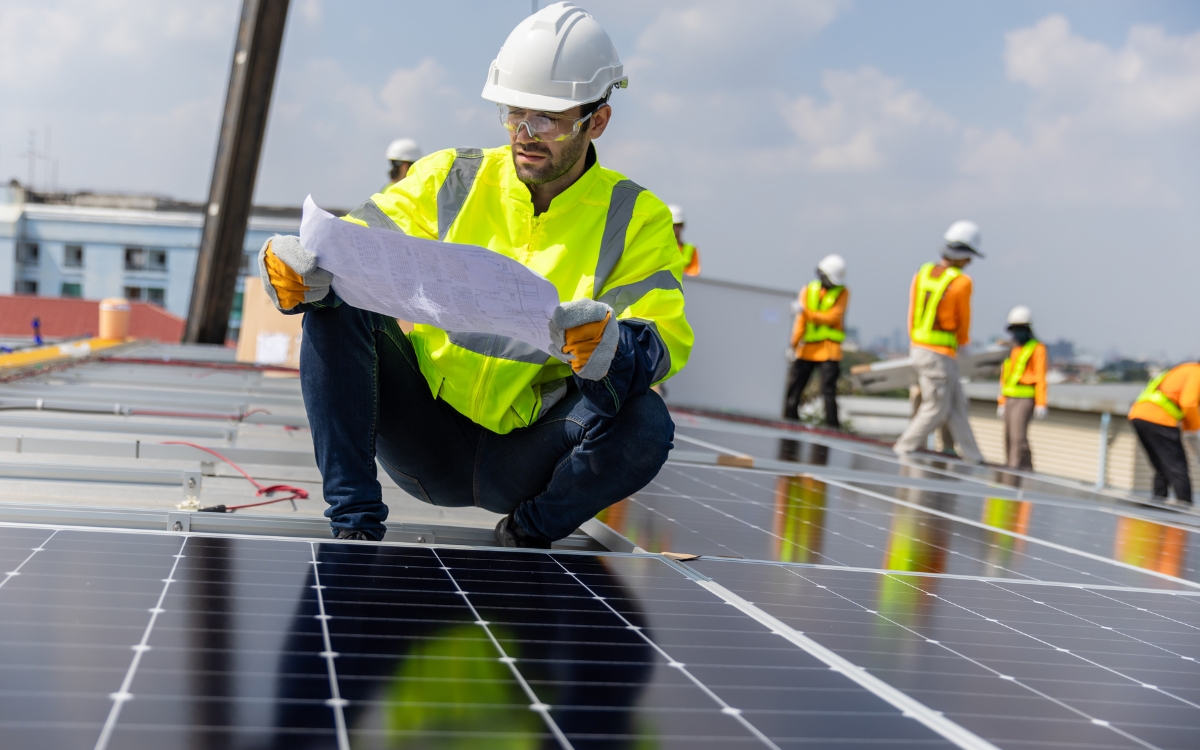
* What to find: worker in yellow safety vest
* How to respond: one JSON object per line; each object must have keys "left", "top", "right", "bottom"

{"left": 384, "top": 137, "right": 421, "bottom": 189}
{"left": 893, "top": 220, "right": 985, "bottom": 462}
{"left": 668, "top": 204, "right": 701, "bottom": 276}
{"left": 255, "top": 4, "right": 692, "bottom": 546}
{"left": 784, "top": 254, "right": 848, "bottom": 428}
{"left": 1128, "top": 363, "right": 1200, "bottom": 507}
{"left": 995, "top": 305, "right": 1048, "bottom": 471}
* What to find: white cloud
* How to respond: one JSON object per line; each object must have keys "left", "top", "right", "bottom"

{"left": 953, "top": 15, "right": 1200, "bottom": 208}
{"left": 298, "top": 0, "right": 322, "bottom": 27}
{"left": 0, "top": 0, "right": 235, "bottom": 87}
{"left": 626, "top": 0, "right": 844, "bottom": 81}
{"left": 1006, "top": 14, "right": 1200, "bottom": 131}
{"left": 781, "top": 67, "right": 953, "bottom": 172}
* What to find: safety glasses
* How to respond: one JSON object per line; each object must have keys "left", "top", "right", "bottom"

{"left": 497, "top": 104, "right": 595, "bottom": 142}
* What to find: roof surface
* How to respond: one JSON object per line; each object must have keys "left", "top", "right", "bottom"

{"left": 0, "top": 343, "right": 1197, "bottom": 749}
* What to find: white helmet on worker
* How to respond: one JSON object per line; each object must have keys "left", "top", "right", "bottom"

{"left": 816, "top": 254, "right": 846, "bottom": 286}
{"left": 481, "top": 2, "right": 628, "bottom": 112}
{"left": 942, "top": 220, "right": 984, "bottom": 259}
{"left": 668, "top": 204, "right": 685, "bottom": 225}
{"left": 385, "top": 138, "right": 422, "bottom": 164}
{"left": 1006, "top": 305, "right": 1033, "bottom": 327}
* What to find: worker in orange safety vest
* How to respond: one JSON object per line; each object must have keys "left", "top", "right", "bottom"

{"left": 784, "top": 254, "right": 848, "bottom": 428}
{"left": 995, "top": 305, "right": 1048, "bottom": 471}
{"left": 1128, "top": 363, "right": 1200, "bottom": 507}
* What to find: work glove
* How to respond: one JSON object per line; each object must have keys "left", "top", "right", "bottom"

{"left": 785, "top": 346, "right": 797, "bottom": 362}
{"left": 547, "top": 298, "right": 618, "bottom": 381}
{"left": 257, "top": 235, "right": 332, "bottom": 312}
{"left": 996, "top": 404, "right": 1005, "bottom": 418}
{"left": 1034, "top": 405, "right": 1048, "bottom": 421}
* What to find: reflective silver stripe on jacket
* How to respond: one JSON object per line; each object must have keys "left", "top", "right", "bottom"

{"left": 537, "top": 378, "right": 569, "bottom": 420}
{"left": 347, "top": 199, "right": 401, "bottom": 231}
{"left": 437, "top": 148, "right": 484, "bottom": 241}
{"left": 446, "top": 331, "right": 548, "bottom": 365}
{"left": 593, "top": 179, "right": 645, "bottom": 297}
{"left": 596, "top": 269, "right": 681, "bottom": 315}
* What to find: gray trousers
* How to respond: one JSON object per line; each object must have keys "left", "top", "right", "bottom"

{"left": 893, "top": 346, "right": 983, "bottom": 462}
{"left": 1003, "top": 397, "right": 1035, "bottom": 471}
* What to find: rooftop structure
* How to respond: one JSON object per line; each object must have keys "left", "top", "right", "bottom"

{"left": 0, "top": 341, "right": 1197, "bottom": 747}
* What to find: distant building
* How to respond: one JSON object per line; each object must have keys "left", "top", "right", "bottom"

{"left": 1044, "top": 338, "right": 1075, "bottom": 363}
{"left": 0, "top": 182, "right": 302, "bottom": 341}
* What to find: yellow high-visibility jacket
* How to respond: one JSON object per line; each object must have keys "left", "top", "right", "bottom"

{"left": 343, "top": 145, "right": 693, "bottom": 434}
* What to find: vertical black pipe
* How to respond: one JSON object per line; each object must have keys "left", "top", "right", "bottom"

{"left": 185, "top": 0, "right": 290, "bottom": 344}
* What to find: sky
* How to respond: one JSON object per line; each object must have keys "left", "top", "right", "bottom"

{"left": 2, "top": 0, "right": 1198, "bottom": 359}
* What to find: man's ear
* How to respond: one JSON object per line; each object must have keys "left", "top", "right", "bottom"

{"left": 588, "top": 104, "right": 611, "bottom": 139}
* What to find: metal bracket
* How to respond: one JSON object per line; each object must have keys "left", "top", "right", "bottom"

{"left": 167, "top": 511, "right": 192, "bottom": 533}
{"left": 392, "top": 528, "right": 436, "bottom": 544}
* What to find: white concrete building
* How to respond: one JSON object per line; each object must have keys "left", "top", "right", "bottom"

{"left": 0, "top": 182, "right": 301, "bottom": 339}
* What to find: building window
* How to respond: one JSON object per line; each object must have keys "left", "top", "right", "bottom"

{"left": 124, "top": 286, "right": 142, "bottom": 301}
{"left": 17, "top": 242, "right": 39, "bottom": 265}
{"left": 64, "top": 245, "right": 84, "bottom": 268}
{"left": 15, "top": 280, "right": 38, "bottom": 295}
{"left": 125, "top": 247, "right": 167, "bottom": 271}
{"left": 146, "top": 288, "right": 165, "bottom": 307}
{"left": 61, "top": 282, "right": 83, "bottom": 298}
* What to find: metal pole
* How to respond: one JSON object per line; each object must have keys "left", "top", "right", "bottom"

{"left": 185, "top": 0, "right": 290, "bottom": 344}
{"left": 1095, "top": 411, "right": 1111, "bottom": 490}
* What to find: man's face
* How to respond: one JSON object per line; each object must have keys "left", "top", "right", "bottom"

{"left": 672, "top": 223, "right": 684, "bottom": 244}
{"left": 508, "top": 106, "right": 592, "bottom": 185}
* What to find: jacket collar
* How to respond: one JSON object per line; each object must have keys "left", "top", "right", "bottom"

{"left": 501, "top": 143, "right": 601, "bottom": 217}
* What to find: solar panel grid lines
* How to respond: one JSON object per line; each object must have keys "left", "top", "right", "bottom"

{"left": 92, "top": 534, "right": 187, "bottom": 750}
{"left": 428, "top": 547, "right": 577, "bottom": 750}
{"left": 624, "top": 466, "right": 1183, "bottom": 590}
{"left": 308, "top": 541, "right": 352, "bottom": 750}
{"left": 657, "top": 556, "right": 1003, "bottom": 750}
{"left": 982, "top": 582, "right": 1200, "bottom": 694}
{"left": 816, "top": 478, "right": 1200, "bottom": 592}
{"left": 545, "top": 554, "right": 784, "bottom": 750}
{"left": 0, "top": 528, "right": 57, "bottom": 591}
{"left": 688, "top": 461, "right": 1196, "bottom": 589}
{"left": 693, "top": 561, "right": 1200, "bottom": 750}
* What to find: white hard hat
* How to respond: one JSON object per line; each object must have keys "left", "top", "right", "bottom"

{"left": 481, "top": 2, "right": 628, "bottom": 112}
{"left": 1006, "top": 305, "right": 1032, "bottom": 327}
{"left": 386, "top": 138, "right": 422, "bottom": 163}
{"left": 668, "top": 204, "right": 685, "bottom": 225}
{"left": 942, "top": 219, "right": 983, "bottom": 259}
{"left": 816, "top": 254, "right": 846, "bottom": 285}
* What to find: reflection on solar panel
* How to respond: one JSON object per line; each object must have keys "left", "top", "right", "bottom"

{"left": 1, "top": 347, "right": 1198, "bottom": 748}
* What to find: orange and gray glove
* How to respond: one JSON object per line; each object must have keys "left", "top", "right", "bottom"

{"left": 257, "top": 235, "right": 332, "bottom": 312}
{"left": 548, "top": 299, "right": 619, "bottom": 381}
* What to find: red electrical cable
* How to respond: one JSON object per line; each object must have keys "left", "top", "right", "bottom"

{"left": 161, "top": 441, "right": 309, "bottom": 512}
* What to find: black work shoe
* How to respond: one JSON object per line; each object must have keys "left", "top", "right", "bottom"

{"left": 335, "top": 528, "right": 378, "bottom": 541}
{"left": 494, "top": 514, "right": 552, "bottom": 549}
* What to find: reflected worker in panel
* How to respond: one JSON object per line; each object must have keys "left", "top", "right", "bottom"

{"left": 995, "top": 305, "right": 1048, "bottom": 472}
{"left": 255, "top": 4, "right": 693, "bottom": 547}
{"left": 783, "top": 254, "right": 848, "bottom": 428}
{"left": 270, "top": 544, "right": 653, "bottom": 748}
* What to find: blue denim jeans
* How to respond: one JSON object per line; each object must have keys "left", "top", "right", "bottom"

{"left": 299, "top": 303, "right": 675, "bottom": 541}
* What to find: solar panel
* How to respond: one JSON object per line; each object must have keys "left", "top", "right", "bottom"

{"left": 692, "top": 560, "right": 1200, "bottom": 749}
{"left": 0, "top": 525, "right": 973, "bottom": 749}
{"left": 605, "top": 465, "right": 1196, "bottom": 590}
{"left": 3, "top": 352, "right": 1199, "bottom": 748}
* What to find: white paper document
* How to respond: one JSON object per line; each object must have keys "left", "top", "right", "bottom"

{"left": 299, "top": 196, "right": 560, "bottom": 353}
